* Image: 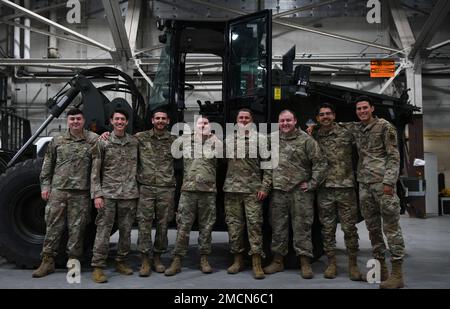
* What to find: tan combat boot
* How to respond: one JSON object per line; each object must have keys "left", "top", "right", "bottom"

{"left": 252, "top": 254, "right": 265, "bottom": 280}
{"left": 139, "top": 254, "right": 152, "bottom": 277}
{"left": 378, "top": 258, "right": 390, "bottom": 282}
{"left": 227, "top": 253, "right": 244, "bottom": 274}
{"left": 380, "top": 260, "right": 404, "bottom": 289}
{"left": 263, "top": 254, "right": 284, "bottom": 274}
{"left": 348, "top": 253, "right": 365, "bottom": 281}
{"left": 200, "top": 255, "right": 213, "bottom": 274}
{"left": 300, "top": 255, "right": 314, "bottom": 279}
{"left": 116, "top": 261, "right": 133, "bottom": 275}
{"left": 32, "top": 254, "right": 55, "bottom": 278}
{"left": 153, "top": 253, "right": 166, "bottom": 273}
{"left": 324, "top": 254, "right": 337, "bottom": 279}
{"left": 92, "top": 267, "right": 108, "bottom": 283}
{"left": 164, "top": 255, "right": 182, "bottom": 276}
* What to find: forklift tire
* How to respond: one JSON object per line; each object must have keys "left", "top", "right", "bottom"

{"left": 0, "top": 156, "right": 7, "bottom": 174}
{"left": 0, "top": 159, "right": 46, "bottom": 268}
{"left": 0, "top": 158, "right": 96, "bottom": 268}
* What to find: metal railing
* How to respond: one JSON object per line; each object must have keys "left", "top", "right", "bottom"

{"left": 0, "top": 109, "right": 32, "bottom": 151}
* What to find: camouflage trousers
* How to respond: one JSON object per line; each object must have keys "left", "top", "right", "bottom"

{"left": 172, "top": 191, "right": 216, "bottom": 257}
{"left": 225, "top": 193, "right": 264, "bottom": 257}
{"left": 359, "top": 182, "right": 405, "bottom": 261}
{"left": 91, "top": 198, "right": 137, "bottom": 268}
{"left": 270, "top": 187, "right": 314, "bottom": 258}
{"left": 42, "top": 189, "right": 91, "bottom": 259}
{"left": 137, "top": 185, "right": 175, "bottom": 257}
{"left": 317, "top": 187, "right": 359, "bottom": 256}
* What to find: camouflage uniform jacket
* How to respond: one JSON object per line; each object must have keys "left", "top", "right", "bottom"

{"left": 313, "top": 122, "right": 355, "bottom": 188}
{"left": 91, "top": 131, "right": 139, "bottom": 199}
{"left": 352, "top": 117, "right": 400, "bottom": 186}
{"left": 181, "top": 133, "right": 222, "bottom": 193}
{"left": 223, "top": 131, "right": 272, "bottom": 194}
{"left": 40, "top": 129, "right": 98, "bottom": 192}
{"left": 135, "top": 129, "right": 176, "bottom": 187}
{"left": 272, "top": 129, "right": 327, "bottom": 192}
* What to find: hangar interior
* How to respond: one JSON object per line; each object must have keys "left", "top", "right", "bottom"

{"left": 1, "top": 0, "right": 450, "bottom": 289}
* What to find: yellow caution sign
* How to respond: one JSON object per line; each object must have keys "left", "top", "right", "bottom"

{"left": 274, "top": 87, "right": 281, "bottom": 100}
{"left": 370, "top": 59, "right": 395, "bottom": 78}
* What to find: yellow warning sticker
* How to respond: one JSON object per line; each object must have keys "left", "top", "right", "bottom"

{"left": 274, "top": 87, "right": 281, "bottom": 100}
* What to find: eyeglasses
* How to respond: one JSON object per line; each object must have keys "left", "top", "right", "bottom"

{"left": 318, "top": 112, "right": 333, "bottom": 116}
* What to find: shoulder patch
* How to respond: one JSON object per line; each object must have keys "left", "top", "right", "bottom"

{"left": 387, "top": 126, "right": 397, "bottom": 144}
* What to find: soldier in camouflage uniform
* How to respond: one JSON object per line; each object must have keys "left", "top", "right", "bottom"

{"left": 165, "top": 116, "right": 222, "bottom": 276}
{"left": 264, "top": 110, "right": 327, "bottom": 279}
{"left": 135, "top": 109, "right": 176, "bottom": 277}
{"left": 352, "top": 96, "right": 405, "bottom": 289}
{"left": 90, "top": 109, "right": 139, "bottom": 283}
{"left": 311, "top": 103, "right": 364, "bottom": 281}
{"left": 33, "top": 108, "right": 98, "bottom": 278}
{"left": 223, "top": 109, "right": 271, "bottom": 280}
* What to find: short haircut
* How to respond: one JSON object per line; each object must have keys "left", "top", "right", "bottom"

{"left": 151, "top": 108, "right": 169, "bottom": 118}
{"left": 237, "top": 108, "right": 254, "bottom": 119}
{"left": 354, "top": 95, "right": 373, "bottom": 107}
{"left": 279, "top": 109, "right": 297, "bottom": 119}
{"left": 111, "top": 108, "right": 129, "bottom": 120}
{"left": 197, "top": 114, "right": 210, "bottom": 122}
{"left": 67, "top": 108, "right": 84, "bottom": 117}
{"left": 316, "top": 103, "right": 335, "bottom": 115}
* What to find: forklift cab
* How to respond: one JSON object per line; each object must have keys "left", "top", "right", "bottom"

{"left": 149, "top": 10, "right": 273, "bottom": 128}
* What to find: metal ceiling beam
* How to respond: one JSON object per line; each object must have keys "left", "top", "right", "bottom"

{"left": 102, "top": 0, "right": 153, "bottom": 86}
{"left": 272, "top": 0, "right": 342, "bottom": 19}
{"left": 400, "top": 2, "right": 430, "bottom": 16}
{"left": 427, "top": 39, "right": 450, "bottom": 52}
{"left": 388, "top": 0, "right": 415, "bottom": 49}
{"left": 273, "top": 19, "right": 402, "bottom": 54}
{"left": 410, "top": 0, "right": 450, "bottom": 59}
{"left": 308, "top": 63, "right": 370, "bottom": 74}
{"left": 0, "top": 0, "right": 114, "bottom": 53}
{"left": 188, "top": 0, "right": 403, "bottom": 54}
{"left": 0, "top": 56, "right": 412, "bottom": 67}
{"left": 186, "top": 63, "right": 223, "bottom": 71}
{"left": 3, "top": 0, "right": 86, "bottom": 20}
{"left": 140, "top": 56, "right": 403, "bottom": 67}
{"left": 406, "top": 56, "right": 423, "bottom": 110}
{"left": 378, "top": 61, "right": 408, "bottom": 94}
{"left": 389, "top": 28, "right": 403, "bottom": 50}
{"left": 188, "top": 0, "right": 244, "bottom": 15}
{"left": 101, "top": 0, "right": 133, "bottom": 61}
{"left": 134, "top": 44, "right": 163, "bottom": 56}
{"left": 422, "top": 65, "right": 450, "bottom": 73}
{"left": 0, "top": 58, "right": 114, "bottom": 66}
{"left": 0, "top": 18, "right": 100, "bottom": 50}
{"left": 388, "top": 0, "right": 422, "bottom": 109}
{"left": 124, "top": 0, "right": 142, "bottom": 53}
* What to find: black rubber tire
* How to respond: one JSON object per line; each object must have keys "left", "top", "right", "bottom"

{"left": 0, "top": 159, "right": 46, "bottom": 268}
{"left": 0, "top": 156, "right": 7, "bottom": 175}
{"left": 0, "top": 151, "right": 14, "bottom": 174}
{"left": 0, "top": 158, "right": 96, "bottom": 268}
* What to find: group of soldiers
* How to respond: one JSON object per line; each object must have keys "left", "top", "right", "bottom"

{"left": 31, "top": 95, "right": 405, "bottom": 289}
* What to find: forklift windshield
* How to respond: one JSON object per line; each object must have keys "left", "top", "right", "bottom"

{"left": 229, "top": 15, "right": 268, "bottom": 98}
{"left": 149, "top": 33, "right": 173, "bottom": 112}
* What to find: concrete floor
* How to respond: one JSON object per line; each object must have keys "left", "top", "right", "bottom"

{"left": 0, "top": 215, "right": 449, "bottom": 289}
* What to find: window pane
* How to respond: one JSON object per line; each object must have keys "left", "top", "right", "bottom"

{"left": 229, "top": 17, "right": 267, "bottom": 98}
